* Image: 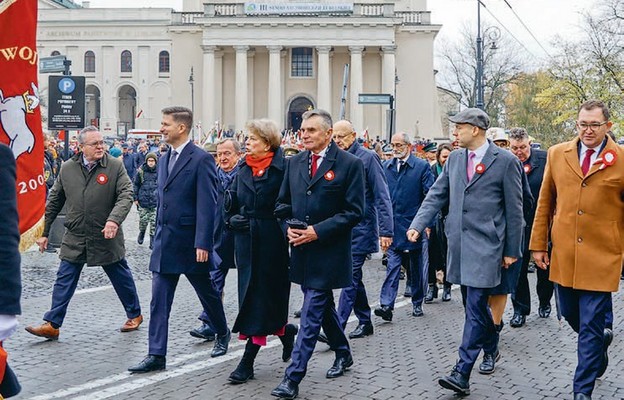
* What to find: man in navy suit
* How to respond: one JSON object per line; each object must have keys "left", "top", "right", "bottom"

{"left": 271, "top": 109, "right": 365, "bottom": 399}
{"left": 128, "top": 106, "right": 230, "bottom": 373}
{"left": 375, "top": 132, "right": 434, "bottom": 320}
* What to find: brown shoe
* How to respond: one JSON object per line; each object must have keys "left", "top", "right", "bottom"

{"left": 25, "top": 322, "right": 59, "bottom": 340}
{"left": 120, "top": 315, "right": 143, "bottom": 332}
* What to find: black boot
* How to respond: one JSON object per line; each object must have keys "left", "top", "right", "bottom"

{"left": 228, "top": 340, "right": 260, "bottom": 384}
{"left": 149, "top": 234, "right": 154, "bottom": 250}
{"left": 442, "top": 284, "right": 452, "bottom": 302}
{"left": 137, "top": 230, "right": 146, "bottom": 245}
{"left": 279, "top": 324, "right": 299, "bottom": 362}
{"left": 424, "top": 284, "right": 438, "bottom": 304}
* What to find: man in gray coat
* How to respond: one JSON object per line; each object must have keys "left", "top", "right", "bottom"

{"left": 407, "top": 108, "right": 524, "bottom": 396}
{"left": 26, "top": 126, "right": 142, "bottom": 340}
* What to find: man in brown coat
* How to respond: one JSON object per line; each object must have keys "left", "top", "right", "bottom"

{"left": 531, "top": 100, "right": 624, "bottom": 400}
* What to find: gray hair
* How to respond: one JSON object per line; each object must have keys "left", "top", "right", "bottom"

{"left": 78, "top": 125, "right": 99, "bottom": 144}
{"left": 508, "top": 127, "right": 529, "bottom": 141}
{"left": 217, "top": 138, "right": 242, "bottom": 153}
{"left": 302, "top": 109, "right": 333, "bottom": 131}
{"left": 396, "top": 132, "right": 412, "bottom": 145}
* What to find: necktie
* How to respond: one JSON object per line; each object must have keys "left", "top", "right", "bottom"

{"left": 581, "top": 149, "right": 595, "bottom": 176}
{"left": 311, "top": 154, "right": 321, "bottom": 177}
{"left": 87, "top": 162, "right": 96, "bottom": 172}
{"left": 168, "top": 150, "right": 178, "bottom": 175}
{"left": 398, "top": 160, "right": 405, "bottom": 173}
{"left": 466, "top": 151, "right": 476, "bottom": 181}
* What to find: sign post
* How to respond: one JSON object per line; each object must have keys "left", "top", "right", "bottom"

{"left": 358, "top": 93, "right": 395, "bottom": 141}
{"left": 48, "top": 75, "right": 85, "bottom": 131}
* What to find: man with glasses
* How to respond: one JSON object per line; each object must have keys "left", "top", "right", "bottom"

{"left": 531, "top": 100, "right": 624, "bottom": 400}
{"left": 25, "top": 126, "right": 143, "bottom": 341}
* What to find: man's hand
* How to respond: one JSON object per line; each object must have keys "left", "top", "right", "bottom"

{"left": 288, "top": 226, "right": 318, "bottom": 247}
{"left": 502, "top": 257, "right": 517, "bottom": 269}
{"left": 380, "top": 236, "right": 392, "bottom": 252}
{"left": 196, "top": 248, "right": 209, "bottom": 263}
{"left": 102, "top": 221, "right": 119, "bottom": 239}
{"left": 532, "top": 251, "right": 550, "bottom": 270}
{"left": 36, "top": 237, "right": 49, "bottom": 253}
{"left": 406, "top": 229, "right": 420, "bottom": 243}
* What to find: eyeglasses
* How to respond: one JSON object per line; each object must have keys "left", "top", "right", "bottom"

{"left": 577, "top": 121, "right": 608, "bottom": 131}
{"left": 390, "top": 143, "right": 408, "bottom": 149}
{"left": 84, "top": 141, "right": 105, "bottom": 147}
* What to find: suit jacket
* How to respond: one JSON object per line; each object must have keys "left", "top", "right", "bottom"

{"left": 276, "top": 143, "right": 365, "bottom": 290}
{"left": 530, "top": 136, "right": 624, "bottom": 292}
{"left": 384, "top": 154, "right": 435, "bottom": 251}
{"left": 149, "top": 143, "right": 220, "bottom": 274}
{"left": 0, "top": 143, "right": 21, "bottom": 315}
{"left": 410, "top": 141, "right": 525, "bottom": 288}
{"left": 523, "top": 149, "right": 547, "bottom": 238}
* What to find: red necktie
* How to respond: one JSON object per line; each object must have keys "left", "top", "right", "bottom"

{"left": 311, "top": 154, "right": 321, "bottom": 177}
{"left": 581, "top": 149, "right": 594, "bottom": 176}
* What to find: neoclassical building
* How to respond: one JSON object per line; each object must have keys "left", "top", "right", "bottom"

{"left": 38, "top": 0, "right": 443, "bottom": 139}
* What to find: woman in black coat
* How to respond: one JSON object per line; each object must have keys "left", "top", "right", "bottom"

{"left": 225, "top": 119, "right": 296, "bottom": 384}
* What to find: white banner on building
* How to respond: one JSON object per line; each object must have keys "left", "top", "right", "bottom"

{"left": 244, "top": 2, "right": 354, "bottom": 15}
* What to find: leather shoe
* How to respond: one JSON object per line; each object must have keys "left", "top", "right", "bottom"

{"left": 424, "top": 284, "right": 437, "bottom": 303}
{"left": 509, "top": 313, "right": 526, "bottom": 328}
{"left": 120, "top": 315, "right": 143, "bottom": 332}
{"left": 271, "top": 377, "right": 299, "bottom": 399}
{"left": 412, "top": 304, "right": 424, "bottom": 317}
{"left": 374, "top": 305, "right": 393, "bottom": 322}
{"left": 442, "top": 285, "right": 452, "bottom": 302}
{"left": 574, "top": 393, "right": 591, "bottom": 400}
{"left": 438, "top": 366, "right": 470, "bottom": 395}
{"left": 478, "top": 351, "right": 500, "bottom": 375}
{"left": 293, "top": 309, "right": 302, "bottom": 318}
{"left": 326, "top": 354, "right": 353, "bottom": 378}
{"left": 128, "top": 355, "right": 165, "bottom": 373}
{"left": 25, "top": 322, "right": 59, "bottom": 340}
{"left": 317, "top": 331, "right": 329, "bottom": 344}
{"left": 348, "top": 323, "right": 373, "bottom": 339}
{"left": 211, "top": 329, "right": 231, "bottom": 357}
{"left": 538, "top": 304, "right": 551, "bottom": 318}
{"left": 189, "top": 323, "right": 216, "bottom": 341}
{"left": 598, "top": 328, "right": 613, "bottom": 378}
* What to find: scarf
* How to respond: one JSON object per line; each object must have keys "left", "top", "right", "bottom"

{"left": 246, "top": 152, "right": 274, "bottom": 177}
{"left": 217, "top": 164, "right": 239, "bottom": 191}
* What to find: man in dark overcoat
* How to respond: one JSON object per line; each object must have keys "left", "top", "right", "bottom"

{"left": 128, "top": 107, "right": 230, "bottom": 373}
{"left": 271, "top": 109, "right": 365, "bottom": 399}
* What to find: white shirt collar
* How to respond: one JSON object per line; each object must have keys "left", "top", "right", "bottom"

{"left": 172, "top": 139, "right": 191, "bottom": 155}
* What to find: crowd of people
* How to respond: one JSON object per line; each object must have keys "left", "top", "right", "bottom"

{"left": 4, "top": 99, "right": 620, "bottom": 400}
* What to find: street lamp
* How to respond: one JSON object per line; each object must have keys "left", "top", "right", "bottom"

{"left": 189, "top": 67, "right": 195, "bottom": 141}
{"left": 475, "top": 2, "right": 500, "bottom": 110}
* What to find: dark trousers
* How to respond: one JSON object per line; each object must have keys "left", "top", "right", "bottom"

{"left": 512, "top": 249, "right": 554, "bottom": 315}
{"left": 149, "top": 271, "right": 228, "bottom": 356}
{"left": 285, "top": 287, "right": 350, "bottom": 383}
{"left": 456, "top": 286, "right": 495, "bottom": 378}
{"left": 558, "top": 285, "right": 611, "bottom": 395}
{"left": 337, "top": 253, "right": 371, "bottom": 328}
{"left": 44, "top": 258, "right": 141, "bottom": 327}
{"left": 381, "top": 244, "right": 427, "bottom": 308}
{"left": 198, "top": 267, "right": 230, "bottom": 326}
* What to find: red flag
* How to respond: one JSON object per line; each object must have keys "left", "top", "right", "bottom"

{"left": 136, "top": 109, "right": 143, "bottom": 118}
{"left": 0, "top": 0, "right": 45, "bottom": 251}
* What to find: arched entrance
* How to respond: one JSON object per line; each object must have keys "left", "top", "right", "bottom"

{"left": 287, "top": 95, "right": 314, "bottom": 131}
{"left": 118, "top": 85, "right": 137, "bottom": 133}
{"left": 85, "top": 84, "right": 101, "bottom": 128}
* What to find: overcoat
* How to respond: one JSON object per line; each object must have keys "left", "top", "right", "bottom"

{"left": 530, "top": 137, "right": 624, "bottom": 292}
{"left": 213, "top": 164, "right": 239, "bottom": 271}
{"left": 523, "top": 148, "right": 547, "bottom": 240}
{"left": 149, "top": 143, "right": 220, "bottom": 274}
{"left": 410, "top": 141, "right": 525, "bottom": 288}
{"left": 275, "top": 143, "right": 365, "bottom": 290}
{"left": 227, "top": 148, "right": 290, "bottom": 335}
{"left": 43, "top": 152, "right": 133, "bottom": 266}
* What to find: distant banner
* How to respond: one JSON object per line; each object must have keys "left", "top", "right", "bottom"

{"left": 0, "top": 0, "right": 45, "bottom": 251}
{"left": 244, "top": 2, "right": 353, "bottom": 15}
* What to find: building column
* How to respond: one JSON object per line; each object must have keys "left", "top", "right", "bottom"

{"left": 349, "top": 46, "right": 364, "bottom": 133}
{"left": 381, "top": 45, "right": 396, "bottom": 140}
{"left": 267, "top": 46, "right": 283, "bottom": 129}
{"left": 316, "top": 46, "right": 332, "bottom": 113}
{"left": 202, "top": 45, "right": 217, "bottom": 133}
{"left": 234, "top": 45, "right": 249, "bottom": 132}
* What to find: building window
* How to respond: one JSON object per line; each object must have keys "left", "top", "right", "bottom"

{"left": 121, "top": 50, "right": 132, "bottom": 73}
{"left": 51, "top": 50, "right": 61, "bottom": 56}
{"left": 291, "top": 47, "right": 313, "bottom": 77}
{"left": 84, "top": 51, "right": 95, "bottom": 73}
{"left": 159, "top": 51, "right": 170, "bottom": 73}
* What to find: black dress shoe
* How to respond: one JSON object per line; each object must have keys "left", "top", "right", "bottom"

{"left": 293, "top": 309, "right": 302, "bottom": 318}
{"left": 438, "top": 367, "right": 470, "bottom": 395}
{"left": 442, "top": 285, "right": 452, "bottom": 302}
{"left": 128, "top": 355, "right": 166, "bottom": 373}
{"left": 478, "top": 351, "right": 500, "bottom": 375}
{"left": 271, "top": 377, "right": 299, "bottom": 399}
{"left": 211, "top": 329, "right": 231, "bottom": 357}
{"left": 424, "top": 284, "right": 437, "bottom": 303}
{"left": 574, "top": 393, "right": 592, "bottom": 400}
{"left": 538, "top": 304, "right": 552, "bottom": 318}
{"left": 326, "top": 354, "right": 353, "bottom": 378}
{"left": 598, "top": 328, "right": 613, "bottom": 378}
{"left": 412, "top": 304, "right": 424, "bottom": 317}
{"left": 374, "top": 305, "right": 393, "bottom": 322}
{"left": 228, "top": 360, "right": 254, "bottom": 384}
{"left": 189, "top": 323, "right": 216, "bottom": 341}
{"left": 509, "top": 313, "right": 526, "bottom": 328}
{"left": 348, "top": 323, "right": 373, "bottom": 339}
{"left": 317, "top": 331, "right": 329, "bottom": 344}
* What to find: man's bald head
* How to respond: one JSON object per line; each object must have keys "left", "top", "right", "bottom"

{"left": 333, "top": 120, "right": 356, "bottom": 150}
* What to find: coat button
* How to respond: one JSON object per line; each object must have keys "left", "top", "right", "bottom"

{"left": 578, "top": 237, "right": 583, "bottom": 243}
{"left": 463, "top": 210, "right": 467, "bottom": 214}
{"left": 582, "top": 182, "right": 587, "bottom": 187}
{"left": 306, "top": 190, "right": 312, "bottom": 195}
{"left": 305, "top": 216, "right": 310, "bottom": 221}
{"left": 463, "top": 228, "right": 467, "bottom": 232}
{"left": 164, "top": 188, "right": 169, "bottom": 192}
{"left": 163, "top": 204, "right": 168, "bottom": 209}
{"left": 578, "top": 210, "right": 583, "bottom": 215}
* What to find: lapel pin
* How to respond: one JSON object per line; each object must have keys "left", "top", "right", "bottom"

{"left": 324, "top": 170, "right": 335, "bottom": 181}
{"left": 96, "top": 173, "right": 109, "bottom": 185}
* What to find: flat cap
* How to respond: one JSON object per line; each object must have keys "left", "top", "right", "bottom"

{"left": 449, "top": 108, "right": 490, "bottom": 130}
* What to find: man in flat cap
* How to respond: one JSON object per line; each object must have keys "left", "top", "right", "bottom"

{"left": 407, "top": 108, "right": 524, "bottom": 395}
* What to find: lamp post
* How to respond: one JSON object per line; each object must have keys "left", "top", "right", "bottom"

{"left": 189, "top": 67, "right": 195, "bottom": 141}
{"left": 476, "top": 1, "right": 499, "bottom": 111}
